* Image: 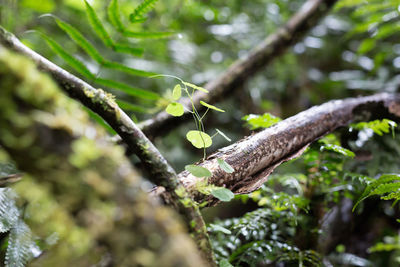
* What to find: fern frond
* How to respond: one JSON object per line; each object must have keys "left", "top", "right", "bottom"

{"left": 95, "top": 78, "right": 160, "bottom": 100}
{"left": 129, "top": 0, "right": 159, "bottom": 23}
{"left": 102, "top": 61, "right": 156, "bottom": 77}
{"left": 84, "top": 1, "right": 144, "bottom": 56}
{"left": 352, "top": 119, "right": 397, "bottom": 136}
{"left": 0, "top": 188, "right": 19, "bottom": 233}
{"left": 53, "top": 16, "right": 104, "bottom": 63}
{"left": 37, "top": 31, "right": 95, "bottom": 79}
{"left": 108, "top": 0, "right": 173, "bottom": 39}
{"left": 113, "top": 44, "right": 143, "bottom": 56}
{"left": 84, "top": 0, "right": 113, "bottom": 47}
{"left": 122, "top": 30, "right": 174, "bottom": 39}
{"left": 50, "top": 16, "right": 153, "bottom": 76}
{"left": 116, "top": 99, "right": 149, "bottom": 113}
{"left": 108, "top": 0, "right": 125, "bottom": 32}
{"left": 5, "top": 220, "right": 38, "bottom": 267}
{"left": 353, "top": 174, "right": 400, "bottom": 211}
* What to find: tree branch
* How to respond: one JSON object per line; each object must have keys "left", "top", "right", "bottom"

{"left": 175, "top": 93, "right": 400, "bottom": 205}
{"left": 139, "top": 0, "right": 338, "bottom": 138}
{"left": 0, "top": 46, "right": 207, "bottom": 266}
{"left": 0, "top": 27, "right": 215, "bottom": 265}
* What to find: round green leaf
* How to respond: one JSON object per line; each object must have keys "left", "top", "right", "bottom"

{"left": 166, "top": 102, "right": 184, "bottom": 116}
{"left": 172, "top": 84, "right": 181, "bottom": 100}
{"left": 186, "top": 130, "right": 212, "bottom": 148}
{"left": 211, "top": 188, "right": 234, "bottom": 202}
{"left": 185, "top": 165, "right": 212, "bottom": 177}
{"left": 217, "top": 159, "right": 234, "bottom": 173}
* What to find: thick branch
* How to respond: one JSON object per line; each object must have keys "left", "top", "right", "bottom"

{"left": 139, "top": 0, "right": 338, "bottom": 138}
{"left": 0, "top": 27, "right": 215, "bottom": 265}
{"left": 176, "top": 93, "right": 400, "bottom": 205}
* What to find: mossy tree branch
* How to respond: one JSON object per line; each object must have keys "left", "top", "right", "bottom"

{"left": 0, "top": 27, "right": 215, "bottom": 265}
{"left": 0, "top": 46, "right": 207, "bottom": 266}
{"left": 173, "top": 93, "right": 400, "bottom": 206}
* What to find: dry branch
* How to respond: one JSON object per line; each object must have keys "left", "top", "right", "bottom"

{"left": 176, "top": 93, "right": 400, "bottom": 205}
{"left": 139, "top": 0, "right": 338, "bottom": 138}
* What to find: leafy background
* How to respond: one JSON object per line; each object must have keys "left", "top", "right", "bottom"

{"left": 1, "top": 0, "right": 400, "bottom": 266}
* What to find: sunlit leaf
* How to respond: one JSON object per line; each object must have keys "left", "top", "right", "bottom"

{"left": 166, "top": 102, "right": 184, "bottom": 116}
{"left": 211, "top": 188, "right": 234, "bottom": 202}
{"left": 186, "top": 130, "right": 212, "bottom": 148}
{"left": 242, "top": 113, "right": 281, "bottom": 130}
{"left": 358, "top": 39, "right": 375, "bottom": 54}
{"left": 320, "top": 144, "right": 355, "bottom": 158}
{"left": 182, "top": 81, "right": 209, "bottom": 93}
{"left": 217, "top": 159, "right": 234, "bottom": 173}
{"left": 200, "top": 101, "right": 225, "bottom": 112}
{"left": 352, "top": 119, "right": 397, "bottom": 136}
{"left": 172, "top": 84, "right": 181, "bottom": 100}
{"left": 185, "top": 165, "right": 212, "bottom": 177}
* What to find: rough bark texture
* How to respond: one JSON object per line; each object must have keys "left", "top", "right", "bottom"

{"left": 0, "top": 27, "right": 215, "bottom": 263}
{"left": 0, "top": 47, "right": 207, "bottom": 266}
{"left": 176, "top": 93, "right": 400, "bottom": 205}
{"left": 139, "top": 0, "right": 338, "bottom": 138}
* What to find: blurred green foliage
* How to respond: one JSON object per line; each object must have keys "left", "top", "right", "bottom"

{"left": 1, "top": 0, "right": 400, "bottom": 266}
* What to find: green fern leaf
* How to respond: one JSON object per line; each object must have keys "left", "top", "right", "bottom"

{"left": 5, "top": 220, "right": 38, "bottom": 267}
{"left": 37, "top": 31, "right": 94, "bottom": 79}
{"left": 129, "top": 0, "right": 159, "bottom": 23}
{"left": 53, "top": 16, "right": 104, "bottom": 64}
{"left": 102, "top": 61, "right": 156, "bottom": 77}
{"left": 0, "top": 188, "right": 19, "bottom": 233}
{"left": 95, "top": 78, "right": 160, "bottom": 100}
{"left": 84, "top": 0, "right": 113, "bottom": 47}
{"left": 116, "top": 99, "right": 149, "bottom": 113}
{"left": 83, "top": 106, "right": 117, "bottom": 135}
{"left": 122, "top": 30, "right": 174, "bottom": 39}
{"left": 353, "top": 174, "right": 400, "bottom": 211}
{"left": 85, "top": 0, "right": 143, "bottom": 56}
{"left": 107, "top": 0, "right": 124, "bottom": 32}
{"left": 108, "top": 0, "right": 173, "bottom": 39}
{"left": 113, "top": 44, "right": 143, "bottom": 56}
{"left": 370, "top": 183, "right": 400, "bottom": 197}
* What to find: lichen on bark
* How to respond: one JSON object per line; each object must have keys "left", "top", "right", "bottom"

{"left": 0, "top": 46, "right": 206, "bottom": 266}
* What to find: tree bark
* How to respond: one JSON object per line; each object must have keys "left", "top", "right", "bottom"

{"left": 0, "top": 27, "right": 215, "bottom": 264}
{"left": 174, "top": 93, "right": 400, "bottom": 205}
{"left": 0, "top": 47, "right": 207, "bottom": 266}
{"left": 139, "top": 0, "right": 338, "bottom": 138}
